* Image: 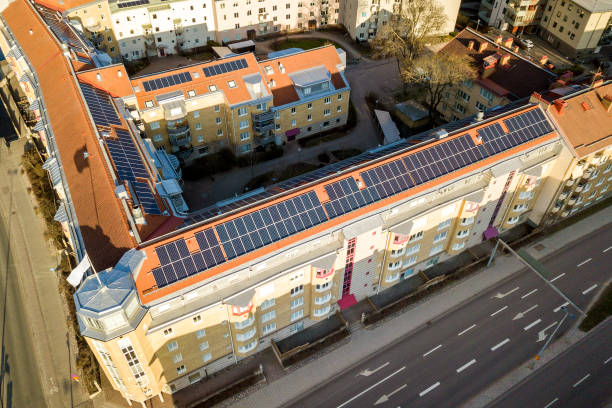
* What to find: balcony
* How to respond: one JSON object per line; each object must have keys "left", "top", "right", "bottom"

{"left": 558, "top": 191, "right": 569, "bottom": 200}
{"left": 252, "top": 111, "right": 274, "bottom": 122}
{"left": 565, "top": 179, "right": 575, "bottom": 187}
{"left": 574, "top": 184, "right": 584, "bottom": 193}
{"left": 254, "top": 122, "right": 275, "bottom": 134}
{"left": 561, "top": 211, "right": 570, "bottom": 218}
{"left": 567, "top": 196, "right": 577, "bottom": 206}
{"left": 551, "top": 205, "right": 561, "bottom": 213}
{"left": 168, "top": 124, "right": 190, "bottom": 138}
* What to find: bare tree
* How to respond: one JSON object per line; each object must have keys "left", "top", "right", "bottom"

{"left": 402, "top": 53, "right": 475, "bottom": 123}
{"left": 371, "top": 0, "right": 448, "bottom": 74}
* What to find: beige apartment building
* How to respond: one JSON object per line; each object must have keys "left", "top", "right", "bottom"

{"left": 438, "top": 28, "right": 556, "bottom": 122}
{"left": 128, "top": 45, "right": 349, "bottom": 159}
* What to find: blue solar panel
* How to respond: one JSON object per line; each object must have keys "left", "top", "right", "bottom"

{"left": 133, "top": 181, "right": 161, "bottom": 214}
{"left": 203, "top": 58, "right": 248, "bottom": 77}
{"left": 142, "top": 71, "right": 192, "bottom": 92}
{"left": 79, "top": 82, "right": 122, "bottom": 128}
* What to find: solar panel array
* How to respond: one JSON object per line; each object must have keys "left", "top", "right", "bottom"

{"left": 203, "top": 58, "right": 248, "bottom": 77}
{"left": 155, "top": 107, "right": 555, "bottom": 290}
{"left": 142, "top": 72, "right": 193, "bottom": 92}
{"left": 117, "top": 0, "right": 150, "bottom": 8}
{"left": 216, "top": 191, "right": 327, "bottom": 260}
{"left": 105, "top": 129, "right": 161, "bottom": 215}
{"left": 151, "top": 229, "right": 224, "bottom": 288}
{"left": 37, "top": 6, "right": 88, "bottom": 49}
{"left": 80, "top": 82, "right": 123, "bottom": 128}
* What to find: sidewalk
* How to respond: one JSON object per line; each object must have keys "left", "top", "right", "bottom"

{"left": 232, "top": 204, "right": 612, "bottom": 408}
{"left": 0, "top": 140, "right": 91, "bottom": 407}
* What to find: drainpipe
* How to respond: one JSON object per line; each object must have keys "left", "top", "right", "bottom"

{"left": 375, "top": 229, "right": 392, "bottom": 295}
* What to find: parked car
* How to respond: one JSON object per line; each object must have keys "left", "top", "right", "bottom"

{"left": 519, "top": 38, "right": 534, "bottom": 49}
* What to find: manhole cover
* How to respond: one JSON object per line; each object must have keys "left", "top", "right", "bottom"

{"left": 533, "top": 243, "right": 546, "bottom": 251}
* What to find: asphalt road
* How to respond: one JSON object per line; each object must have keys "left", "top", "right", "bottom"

{"left": 490, "top": 317, "right": 612, "bottom": 408}
{"left": 0, "top": 171, "right": 45, "bottom": 407}
{"left": 289, "top": 223, "right": 612, "bottom": 408}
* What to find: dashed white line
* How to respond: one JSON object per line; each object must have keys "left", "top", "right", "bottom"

{"left": 543, "top": 397, "right": 559, "bottom": 408}
{"left": 337, "top": 366, "right": 406, "bottom": 408}
{"left": 524, "top": 319, "right": 542, "bottom": 331}
{"left": 423, "top": 345, "right": 442, "bottom": 357}
{"left": 582, "top": 284, "right": 598, "bottom": 295}
{"left": 604, "top": 356, "right": 612, "bottom": 364}
{"left": 491, "top": 338, "right": 510, "bottom": 351}
{"left": 550, "top": 273, "right": 566, "bottom": 283}
{"left": 577, "top": 258, "right": 592, "bottom": 267}
{"left": 456, "top": 359, "right": 477, "bottom": 373}
{"left": 458, "top": 324, "right": 477, "bottom": 336}
{"left": 554, "top": 302, "right": 569, "bottom": 312}
{"left": 521, "top": 289, "right": 538, "bottom": 299}
{"left": 603, "top": 246, "right": 612, "bottom": 253}
{"left": 490, "top": 306, "right": 508, "bottom": 317}
{"left": 572, "top": 373, "right": 590, "bottom": 388}
{"left": 419, "top": 382, "right": 441, "bottom": 397}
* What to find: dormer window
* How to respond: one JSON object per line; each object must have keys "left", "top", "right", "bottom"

{"left": 187, "top": 90, "right": 196, "bottom": 97}
{"left": 144, "top": 100, "right": 154, "bottom": 108}
{"left": 264, "top": 65, "right": 273, "bottom": 75}
{"left": 209, "top": 84, "right": 217, "bottom": 92}
{"left": 227, "top": 80, "right": 237, "bottom": 88}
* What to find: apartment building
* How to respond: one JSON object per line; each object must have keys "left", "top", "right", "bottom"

{"left": 539, "top": 0, "right": 612, "bottom": 57}
{"left": 478, "top": 0, "right": 506, "bottom": 29}
{"left": 502, "top": 0, "right": 544, "bottom": 34}
{"left": 126, "top": 45, "right": 349, "bottom": 159}
{"left": 341, "top": 0, "right": 461, "bottom": 42}
{"left": 438, "top": 28, "right": 556, "bottom": 122}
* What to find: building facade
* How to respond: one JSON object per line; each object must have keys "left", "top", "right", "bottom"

{"left": 128, "top": 46, "right": 349, "bottom": 160}
{"left": 438, "top": 28, "right": 556, "bottom": 122}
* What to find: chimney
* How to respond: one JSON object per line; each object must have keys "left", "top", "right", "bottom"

{"left": 602, "top": 95, "right": 612, "bottom": 112}
{"left": 539, "top": 55, "right": 548, "bottom": 65}
{"left": 553, "top": 99, "right": 567, "bottom": 114}
{"left": 500, "top": 54, "right": 511, "bottom": 66}
{"left": 467, "top": 40, "right": 474, "bottom": 50}
{"left": 513, "top": 45, "right": 520, "bottom": 53}
{"left": 478, "top": 41, "right": 488, "bottom": 53}
{"left": 503, "top": 37, "right": 513, "bottom": 48}
{"left": 495, "top": 35, "right": 503, "bottom": 45}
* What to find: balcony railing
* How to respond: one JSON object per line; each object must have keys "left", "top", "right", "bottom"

{"left": 252, "top": 111, "right": 274, "bottom": 122}
{"left": 168, "top": 125, "right": 190, "bottom": 137}
{"left": 254, "top": 122, "right": 275, "bottom": 134}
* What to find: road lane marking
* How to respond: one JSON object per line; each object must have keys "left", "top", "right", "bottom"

{"left": 492, "top": 287, "right": 519, "bottom": 299}
{"left": 513, "top": 304, "right": 538, "bottom": 320}
{"left": 337, "top": 366, "right": 406, "bottom": 408}
{"left": 521, "top": 289, "right": 538, "bottom": 299}
{"left": 582, "top": 284, "right": 598, "bottom": 295}
{"left": 418, "top": 381, "right": 440, "bottom": 397}
{"left": 572, "top": 373, "right": 590, "bottom": 387}
{"left": 553, "top": 302, "right": 569, "bottom": 312}
{"left": 458, "top": 324, "right": 476, "bottom": 336}
{"left": 543, "top": 397, "right": 559, "bottom": 408}
{"left": 577, "top": 258, "right": 592, "bottom": 267}
{"left": 550, "top": 273, "right": 565, "bottom": 282}
{"left": 456, "top": 359, "right": 476, "bottom": 373}
{"left": 603, "top": 246, "right": 612, "bottom": 253}
{"left": 490, "top": 306, "right": 508, "bottom": 316}
{"left": 357, "top": 362, "right": 389, "bottom": 377}
{"left": 491, "top": 338, "right": 510, "bottom": 351}
{"left": 524, "top": 319, "right": 542, "bottom": 331}
{"left": 423, "top": 345, "right": 442, "bottom": 357}
{"left": 374, "top": 384, "right": 406, "bottom": 405}
{"left": 537, "top": 322, "right": 558, "bottom": 342}
{"left": 604, "top": 356, "right": 612, "bottom": 364}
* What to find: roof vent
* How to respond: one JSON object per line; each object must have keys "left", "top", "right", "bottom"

{"left": 500, "top": 54, "right": 511, "bottom": 66}
{"left": 503, "top": 37, "right": 513, "bottom": 48}
{"left": 96, "top": 73, "right": 102, "bottom": 81}
{"left": 83, "top": 150, "right": 89, "bottom": 159}
{"left": 435, "top": 129, "right": 449, "bottom": 139}
{"left": 29, "top": 29, "right": 33, "bottom": 35}
{"left": 117, "top": 70, "right": 123, "bottom": 77}
{"left": 478, "top": 42, "right": 488, "bottom": 53}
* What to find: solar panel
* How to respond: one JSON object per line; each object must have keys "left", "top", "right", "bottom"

{"left": 133, "top": 181, "right": 161, "bottom": 214}
{"left": 203, "top": 58, "right": 248, "bottom": 77}
{"left": 117, "top": 0, "right": 150, "bottom": 8}
{"left": 142, "top": 71, "right": 192, "bottom": 92}
{"left": 79, "top": 82, "right": 122, "bottom": 128}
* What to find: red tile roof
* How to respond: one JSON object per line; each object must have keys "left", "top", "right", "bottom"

{"left": 134, "top": 105, "right": 557, "bottom": 304}
{"left": 440, "top": 28, "right": 556, "bottom": 100}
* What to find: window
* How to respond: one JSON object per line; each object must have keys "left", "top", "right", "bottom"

{"left": 289, "top": 321, "right": 304, "bottom": 333}
{"left": 261, "top": 298, "right": 275, "bottom": 310}
{"left": 291, "top": 107, "right": 296, "bottom": 114}
{"left": 199, "top": 341, "right": 209, "bottom": 351}
{"left": 228, "top": 80, "right": 237, "bottom": 88}
{"left": 163, "top": 328, "right": 174, "bottom": 336}
{"left": 324, "top": 109, "right": 331, "bottom": 116}
{"left": 315, "top": 282, "right": 331, "bottom": 291}
{"left": 238, "top": 339, "right": 257, "bottom": 353}
{"left": 406, "top": 244, "right": 420, "bottom": 255}
{"left": 425, "top": 256, "right": 439, "bottom": 268}
{"left": 313, "top": 306, "right": 331, "bottom": 317}
{"left": 388, "top": 260, "right": 401, "bottom": 270}
{"left": 274, "top": 111, "right": 280, "bottom": 119}
{"left": 385, "top": 272, "right": 400, "bottom": 283}
{"left": 324, "top": 97, "right": 331, "bottom": 104}
{"left": 291, "top": 284, "right": 304, "bottom": 296}
{"left": 93, "top": 342, "right": 124, "bottom": 389}
{"left": 262, "top": 322, "right": 276, "bottom": 335}
{"left": 214, "top": 105, "right": 220, "bottom": 112}
{"left": 519, "top": 191, "right": 535, "bottom": 200}
{"left": 454, "top": 102, "right": 466, "bottom": 114}
{"left": 196, "top": 329, "right": 206, "bottom": 339}
{"left": 239, "top": 120, "right": 249, "bottom": 129}
{"left": 234, "top": 316, "right": 254, "bottom": 329}
{"left": 337, "top": 106, "right": 342, "bottom": 112}
{"left": 513, "top": 203, "right": 527, "bottom": 212}
{"left": 275, "top": 124, "right": 281, "bottom": 131}
{"left": 307, "top": 103, "right": 312, "bottom": 109}
{"left": 261, "top": 310, "right": 276, "bottom": 323}
{"left": 290, "top": 309, "right": 303, "bottom": 321}
{"left": 433, "top": 231, "right": 447, "bottom": 243}
{"left": 202, "top": 353, "right": 212, "bottom": 363}
{"left": 404, "top": 255, "right": 418, "bottom": 267}
{"left": 438, "top": 219, "right": 451, "bottom": 230}
{"left": 430, "top": 244, "right": 444, "bottom": 256}
{"left": 240, "top": 131, "right": 250, "bottom": 141}
{"left": 238, "top": 107, "right": 248, "bottom": 116}
{"left": 172, "top": 353, "right": 183, "bottom": 364}
{"left": 338, "top": 94, "right": 343, "bottom": 100}
{"left": 290, "top": 297, "right": 304, "bottom": 309}
{"left": 452, "top": 241, "right": 465, "bottom": 251}
{"left": 217, "top": 129, "right": 223, "bottom": 136}
{"left": 167, "top": 341, "right": 178, "bottom": 352}
{"left": 118, "top": 339, "right": 148, "bottom": 387}
{"left": 390, "top": 248, "right": 405, "bottom": 257}
{"left": 153, "top": 134, "right": 163, "bottom": 142}
{"left": 194, "top": 123, "right": 202, "bottom": 131}
{"left": 307, "top": 114, "right": 312, "bottom": 121}
{"left": 236, "top": 327, "right": 256, "bottom": 342}
{"left": 461, "top": 217, "right": 474, "bottom": 225}
{"left": 479, "top": 88, "right": 494, "bottom": 102}
{"left": 456, "top": 229, "right": 469, "bottom": 238}
{"left": 150, "top": 121, "right": 160, "bottom": 130}
{"left": 314, "top": 293, "right": 331, "bottom": 304}
{"left": 457, "top": 89, "right": 470, "bottom": 102}
{"left": 507, "top": 216, "right": 520, "bottom": 225}
{"left": 209, "top": 85, "right": 217, "bottom": 92}
{"left": 409, "top": 231, "right": 424, "bottom": 242}
{"left": 177, "top": 365, "right": 186, "bottom": 375}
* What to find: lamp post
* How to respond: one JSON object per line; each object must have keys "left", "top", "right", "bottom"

{"left": 534, "top": 306, "right": 574, "bottom": 360}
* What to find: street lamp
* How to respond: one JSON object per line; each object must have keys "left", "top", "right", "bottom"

{"left": 534, "top": 306, "right": 574, "bottom": 360}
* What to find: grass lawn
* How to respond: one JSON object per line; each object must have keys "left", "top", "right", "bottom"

{"left": 273, "top": 37, "right": 342, "bottom": 51}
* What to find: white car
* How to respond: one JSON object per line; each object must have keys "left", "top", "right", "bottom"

{"left": 519, "top": 38, "right": 534, "bottom": 49}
